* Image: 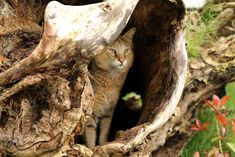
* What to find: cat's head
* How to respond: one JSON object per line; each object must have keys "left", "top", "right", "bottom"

{"left": 94, "top": 28, "right": 136, "bottom": 71}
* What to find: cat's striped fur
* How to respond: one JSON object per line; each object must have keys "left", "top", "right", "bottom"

{"left": 84, "top": 28, "right": 136, "bottom": 148}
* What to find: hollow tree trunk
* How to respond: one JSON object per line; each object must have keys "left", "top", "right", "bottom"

{"left": 153, "top": 2, "right": 235, "bottom": 156}
{"left": 0, "top": 0, "right": 142, "bottom": 156}
{"left": 1, "top": 0, "right": 234, "bottom": 157}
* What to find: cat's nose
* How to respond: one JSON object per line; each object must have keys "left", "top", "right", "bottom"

{"left": 118, "top": 58, "right": 125, "bottom": 64}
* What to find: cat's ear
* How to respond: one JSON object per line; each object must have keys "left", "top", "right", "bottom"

{"left": 123, "top": 27, "right": 136, "bottom": 42}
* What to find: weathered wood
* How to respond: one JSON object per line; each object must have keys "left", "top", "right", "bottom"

{"left": 0, "top": 0, "right": 191, "bottom": 156}
{"left": 0, "top": 0, "right": 189, "bottom": 156}
{"left": 0, "top": 0, "right": 140, "bottom": 156}
{"left": 153, "top": 2, "right": 235, "bottom": 155}
{"left": 4, "top": 0, "right": 230, "bottom": 156}
{"left": 0, "top": 0, "right": 139, "bottom": 85}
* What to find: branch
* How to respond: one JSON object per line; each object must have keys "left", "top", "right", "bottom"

{"left": 0, "top": 74, "right": 50, "bottom": 102}
{"left": 0, "top": 0, "right": 139, "bottom": 85}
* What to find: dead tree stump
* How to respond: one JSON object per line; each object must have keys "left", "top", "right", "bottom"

{"left": 5, "top": 0, "right": 235, "bottom": 156}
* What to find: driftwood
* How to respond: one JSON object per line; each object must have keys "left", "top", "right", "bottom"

{"left": 3, "top": 0, "right": 234, "bottom": 156}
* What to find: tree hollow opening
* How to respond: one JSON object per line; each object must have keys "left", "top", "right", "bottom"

{"left": 1, "top": 1, "right": 185, "bottom": 140}
{"left": 107, "top": 0, "right": 186, "bottom": 142}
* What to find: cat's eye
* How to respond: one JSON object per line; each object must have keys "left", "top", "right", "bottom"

{"left": 109, "top": 49, "right": 117, "bottom": 56}
{"left": 124, "top": 48, "right": 129, "bottom": 54}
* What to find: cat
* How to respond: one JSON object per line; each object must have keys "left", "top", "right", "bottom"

{"left": 84, "top": 28, "right": 136, "bottom": 148}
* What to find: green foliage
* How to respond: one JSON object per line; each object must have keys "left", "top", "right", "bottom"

{"left": 227, "top": 143, "right": 235, "bottom": 153}
{"left": 201, "top": 3, "right": 219, "bottom": 25}
{"left": 180, "top": 107, "right": 216, "bottom": 156}
{"left": 186, "top": 2, "right": 218, "bottom": 58}
{"left": 181, "top": 84, "right": 235, "bottom": 156}
{"left": 122, "top": 92, "right": 142, "bottom": 109}
{"left": 225, "top": 82, "right": 235, "bottom": 109}
{"left": 181, "top": 113, "right": 235, "bottom": 156}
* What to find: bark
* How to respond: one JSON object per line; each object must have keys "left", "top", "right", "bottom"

{"left": 2, "top": 0, "right": 232, "bottom": 157}
{"left": 153, "top": 2, "right": 235, "bottom": 156}
{"left": 0, "top": 0, "right": 141, "bottom": 156}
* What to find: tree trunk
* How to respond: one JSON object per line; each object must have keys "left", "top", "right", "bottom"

{"left": 153, "top": 2, "right": 235, "bottom": 156}
{"left": 1, "top": 0, "right": 233, "bottom": 157}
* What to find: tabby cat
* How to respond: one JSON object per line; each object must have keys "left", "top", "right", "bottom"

{"left": 84, "top": 28, "right": 136, "bottom": 148}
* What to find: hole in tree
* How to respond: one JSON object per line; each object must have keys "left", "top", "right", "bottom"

{"left": 108, "top": 55, "right": 144, "bottom": 141}
{"left": 68, "top": 0, "right": 182, "bottom": 146}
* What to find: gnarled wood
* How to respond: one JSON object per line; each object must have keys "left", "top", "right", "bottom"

{"left": 0, "top": 0, "right": 139, "bottom": 85}
{"left": 0, "top": 0, "right": 201, "bottom": 156}
{"left": 153, "top": 2, "right": 235, "bottom": 156}
{"left": 0, "top": 0, "right": 140, "bottom": 156}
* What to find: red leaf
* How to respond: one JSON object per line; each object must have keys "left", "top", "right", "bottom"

{"left": 191, "top": 118, "right": 211, "bottom": 131}
{"left": 204, "top": 100, "right": 220, "bottom": 113}
{"left": 231, "top": 120, "right": 235, "bottom": 132}
{"left": 213, "top": 95, "right": 220, "bottom": 107}
{"left": 220, "top": 95, "right": 230, "bottom": 107}
{"left": 191, "top": 125, "right": 202, "bottom": 131}
{"left": 193, "top": 152, "right": 200, "bottom": 157}
{"left": 216, "top": 113, "right": 227, "bottom": 127}
{"left": 202, "top": 122, "right": 211, "bottom": 129}
{"left": 196, "top": 118, "right": 202, "bottom": 127}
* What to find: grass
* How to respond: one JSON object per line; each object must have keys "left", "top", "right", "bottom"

{"left": 225, "top": 82, "right": 235, "bottom": 110}
{"left": 182, "top": 1, "right": 235, "bottom": 156}
{"left": 180, "top": 107, "right": 217, "bottom": 156}
{"left": 186, "top": 2, "right": 219, "bottom": 58}
{"left": 180, "top": 82, "right": 235, "bottom": 156}
{"left": 181, "top": 108, "right": 235, "bottom": 156}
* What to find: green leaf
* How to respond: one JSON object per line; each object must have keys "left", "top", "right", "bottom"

{"left": 225, "top": 82, "right": 235, "bottom": 109}
{"left": 226, "top": 142, "right": 235, "bottom": 153}
{"left": 122, "top": 92, "right": 142, "bottom": 108}
{"left": 122, "top": 92, "right": 140, "bottom": 101}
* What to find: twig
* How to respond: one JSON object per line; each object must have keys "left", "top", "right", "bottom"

{"left": 0, "top": 73, "right": 50, "bottom": 102}
{"left": 216, "top": 120, "right": 224, "bottom": 155}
